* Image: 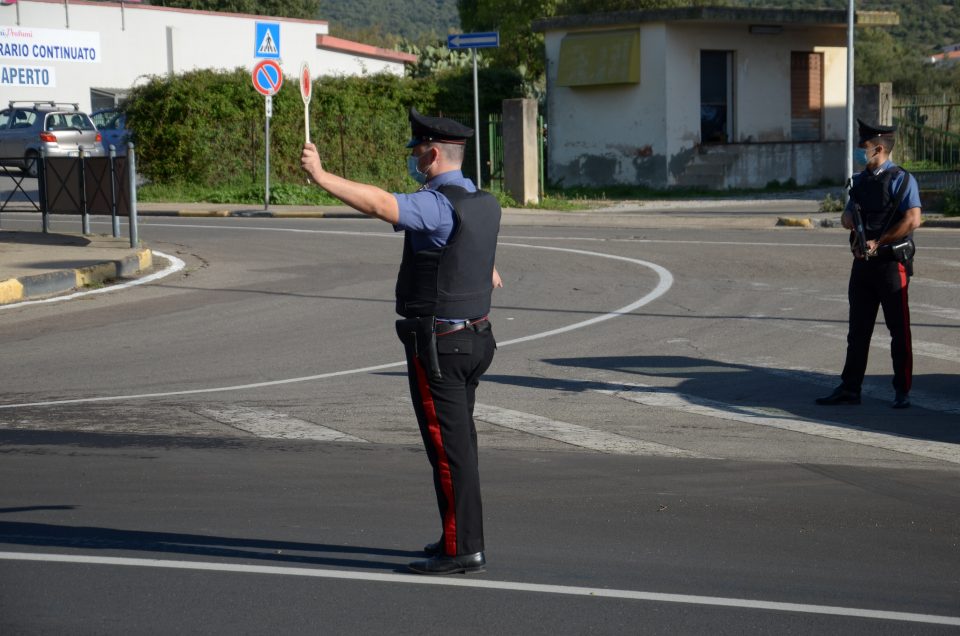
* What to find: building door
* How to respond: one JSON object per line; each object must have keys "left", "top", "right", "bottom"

{"left": 700, "top": 50, "right": 733, "bottom": 144}
{"left": 791, "top": 52, "right": 823, "bottom": 141}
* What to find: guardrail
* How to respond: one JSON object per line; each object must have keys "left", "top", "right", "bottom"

{"left": 0, "top": 144, "right": 139, "bottom": 247}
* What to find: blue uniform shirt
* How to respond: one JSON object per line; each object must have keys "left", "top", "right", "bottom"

{"left": 845, "top": 160, "right": 922, "bottom": 214}
{"left": 393, "top": 170, "right": 477, "bottom": 252}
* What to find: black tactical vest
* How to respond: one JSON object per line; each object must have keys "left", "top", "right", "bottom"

{"left": 849, "top": 167, "right": 908, "bottom": 240}
{"left": 395, "top": 184, "right": 501, "bottom": 319}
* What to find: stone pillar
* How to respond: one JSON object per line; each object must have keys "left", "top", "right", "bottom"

{"left": 855, "top": 82, "right": 893, "bottom": 126}
{"left": 502, "top": 99, "right": 540, "bottom": 205}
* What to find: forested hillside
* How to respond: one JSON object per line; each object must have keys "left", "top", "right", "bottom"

{"left": 319, "top": 0, "right": 461, "bottom": 41}
{"left": 736, "top": 0, "right": 960, "bottom": 52}
{"left": 317, "top": 0, "right": 959, "bottom": 54}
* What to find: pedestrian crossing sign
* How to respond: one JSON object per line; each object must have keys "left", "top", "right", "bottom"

{"left": 254, "top": 22, "right": 280, "bottom": 59}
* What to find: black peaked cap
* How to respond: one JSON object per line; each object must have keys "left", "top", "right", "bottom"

{"left": 406, "top": 107, "right": 474, "bottom": 148}
{"left": 857, "top": 118, "right": 896, "bottom": 144}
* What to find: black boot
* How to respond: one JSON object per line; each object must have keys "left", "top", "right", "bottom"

{"left": 892, "top": 392, "right": 911, "bottom": 409}
{"left": 815, "top": 386, "right": 861, "bottom": 405}
{"left": 408, "top": 551, "right": 486, "bottom": 575}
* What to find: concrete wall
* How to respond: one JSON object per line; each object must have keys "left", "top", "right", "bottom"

{"left": 855, "top": 83, "right": 894, "bottom": 126}
{"left": 1, "top": 0, "right": 412, "bottom": 112}
{"left": 543, "top": 18, "right": 848, "bottom": 189}
{"left": 544, "top": 24, "right": 669, "bottom": 189}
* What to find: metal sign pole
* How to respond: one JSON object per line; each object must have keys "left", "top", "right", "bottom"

{"left": 473, "top": 48, "right": 481, "bottom": 190}
{"left": 448, "top": 32, "right": 498, "bottom": 190}
{"left": 265, "top": 95, "right": 271, "bottom": 211}
{"left": 127, "top": 142, "right": 139, "bottom": 248}
{"left": 845, "top": 0, "right": 855, "bottom": 199}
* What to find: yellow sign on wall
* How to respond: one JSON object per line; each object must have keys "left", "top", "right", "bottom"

{"left": 557, "top": 31, "right": 641, "bottom": 87}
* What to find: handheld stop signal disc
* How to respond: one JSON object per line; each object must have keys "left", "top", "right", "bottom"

{"left": 300, "top": 62, "right": 312, "bottom": 105}
{"left": 300, "top": 62, "right": 312, "bottom": 144}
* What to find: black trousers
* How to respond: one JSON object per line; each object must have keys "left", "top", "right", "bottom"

{"left": 400, "top": 322, "right": 496, "bottom": 557}
{"left": 840, "top": 258, "right": 913, "bottom": 394}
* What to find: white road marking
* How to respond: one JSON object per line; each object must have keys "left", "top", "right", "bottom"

{"left": 473, "top": 403, "right": 706, "bottom": 458}
{"left": 911, "top": 277, "right": 960, "bottom": 291}
{"left": 739, "top": 358, "right": 960, "bottom": 415}
{"left": 0, "top": 242, "right": 673, "bottom": 409}
{"left": 198, "top": 406, "right": 366, "bottom": 442}
{"left": 0, "top": 251, "right": 185, "bottom": 311}
{"left": 0, "top": 552, "right": 956, "bottom": 627}
{"left": 760, "top": 319, "right": 960, "bottom": 364}
{"left": 597, "top": 383, "right": 960, "bottom": 465}
{"left": 909, "top": 300, "right": 960, "bottom": 321}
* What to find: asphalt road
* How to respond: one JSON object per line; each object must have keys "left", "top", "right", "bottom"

{"left": 1, "top": 214, "right": 958, "bottom": 634}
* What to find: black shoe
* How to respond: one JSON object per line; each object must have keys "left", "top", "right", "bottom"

{"left": 893, "top": 392, "right": 911, "bottom": 409}
{"left": 815, "top": 386, "right": 861, "bottom": 405}
{"left": 423, "top": 539, "right": 442, "bottom": 556}
{"left": 408, "top": 551, "right": 485, "bottom": 575}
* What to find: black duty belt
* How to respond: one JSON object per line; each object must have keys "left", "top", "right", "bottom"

{"left": 435, "top": 316, "right": 489, "bottom": 336}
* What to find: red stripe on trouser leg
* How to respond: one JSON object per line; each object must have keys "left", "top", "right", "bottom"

{"left": 412, "top": 357, "right": 457, "bottom": 556}
{"left": 898, "top": 263, "right": 912, "bottom": 392}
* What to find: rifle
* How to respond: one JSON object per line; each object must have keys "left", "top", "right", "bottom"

{"left": 850, "top": 202, "right": 871, "bottom": 260}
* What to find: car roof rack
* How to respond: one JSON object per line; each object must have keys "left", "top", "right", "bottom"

{"left": 7, "top": 101, "right": 81, "bottom": 111}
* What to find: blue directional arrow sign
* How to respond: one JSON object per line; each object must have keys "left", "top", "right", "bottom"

{"left": 447, "top": 31, "right": 499, "bottom": 50}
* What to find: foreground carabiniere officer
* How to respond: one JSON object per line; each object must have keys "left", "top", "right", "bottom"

{"left": 301, "top": 108, "right": 501, "bottom": 575}
{"left": 816, "top": 119, "right": 921, "bottom": 409}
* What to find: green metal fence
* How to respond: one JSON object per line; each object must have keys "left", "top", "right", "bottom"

{"left": 892, "top": 118, "right": 960, "bottom": 169}
{"left": 893, "top": 94, "right": 960, "bottom": 170}
{"left": 892, "top": 95, "right": 960, "bottom": 192}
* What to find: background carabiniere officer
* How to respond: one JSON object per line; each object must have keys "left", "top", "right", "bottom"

{"left": 816, "top": 119, "right": 922, "bottom": 409}
{"left": 301, "top": 108, "right": 502, "bottom": 576}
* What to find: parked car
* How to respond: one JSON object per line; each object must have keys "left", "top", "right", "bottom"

{"left": 91, "top": 108, "right": 131, "bottom": 156}
{"left": 0, "top": 101, "right": 105, "bottom": 178}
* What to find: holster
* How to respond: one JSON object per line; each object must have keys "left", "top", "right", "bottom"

{"left": 875, "top": 237, "right": 916, "bottom": 264}
{"left": 395, "top": 316, "right": 442, "bottom": 381}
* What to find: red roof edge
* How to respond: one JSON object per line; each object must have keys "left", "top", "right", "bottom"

{"left": 315, "top": 35, "right": 418, "bottom": 65}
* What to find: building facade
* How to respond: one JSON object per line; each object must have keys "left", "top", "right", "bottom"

{"left": 534, "top": 7, "right": 898, "bottom": 190}
{"left": 1, "top": 0, "right": 415, "bottom": 111}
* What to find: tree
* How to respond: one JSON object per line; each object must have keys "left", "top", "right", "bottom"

{"left": 148, "top": 1, "right": 321, "bottom": 20}
{"left": 458, "top": 0, "right": 561, "bottom": 82}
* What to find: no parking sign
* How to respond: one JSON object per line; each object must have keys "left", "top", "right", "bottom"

{"left": 251, "top": 59, "right": 283, "bottom": 96}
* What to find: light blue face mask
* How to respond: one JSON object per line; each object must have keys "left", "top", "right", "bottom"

{"left": 853, "top": 148, "right": 868, "bottom": 166}
{"left": 407, "top": 154, "right": 427, "bottom": 184}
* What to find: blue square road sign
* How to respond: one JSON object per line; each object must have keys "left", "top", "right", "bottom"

{"left": 255, "top": 22, "right": 281, "bottom": 59}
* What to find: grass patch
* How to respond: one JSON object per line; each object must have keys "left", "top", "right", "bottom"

{"left": 138, "top": 176, "right": 840, "bottom": 210}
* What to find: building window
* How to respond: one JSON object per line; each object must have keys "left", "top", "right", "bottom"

{"left": 791, "top": 51, "right": 823, "bottom": 141}
{"left": 700, "top": 50, "right": 734, "bottom": 144}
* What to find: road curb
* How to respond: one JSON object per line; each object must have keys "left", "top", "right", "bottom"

{"left": 0, "top": 248, "right": 152, "bottom": 306}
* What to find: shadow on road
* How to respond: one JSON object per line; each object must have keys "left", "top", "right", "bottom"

{"left": 0, "top": 519, "right": 419, "bottom": 572}
{"left": 484, "top": 355, "right": 960, "bottom": 445}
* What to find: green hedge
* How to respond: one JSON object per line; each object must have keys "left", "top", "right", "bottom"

{"left": 124, "top": 67, "right": 523, "bottom": 193}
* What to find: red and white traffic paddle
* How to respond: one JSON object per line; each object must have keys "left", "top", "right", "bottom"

{"left": 300, "top": 62, "right": 312, "bottom": 143}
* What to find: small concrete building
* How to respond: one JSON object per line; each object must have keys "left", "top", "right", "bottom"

{"left": 533, "top": 7, "right": 898, "bottom": 190}
{"left": 1, "top": 0, "right": 415, "bottom": 112}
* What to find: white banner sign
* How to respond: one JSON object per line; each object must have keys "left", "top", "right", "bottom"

{"left": 0, "top": 25, "right": 101, "bottom": 64}
{"left": 0, "top": 64, "right": 56, "bottom": 87}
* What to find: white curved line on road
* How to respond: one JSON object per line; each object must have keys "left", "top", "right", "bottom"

{"left": 0, "top": 250, "right": 185, "bottom": 311}
{"left": 0, "top": 552, "right": 957, "bottom": 627}
{"left": 0, "top": 242, "right": 673, "bottom": 409}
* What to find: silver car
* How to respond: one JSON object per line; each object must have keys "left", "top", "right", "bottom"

{"left": 0, "top": 101, "right": 105, "bottom": 178}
